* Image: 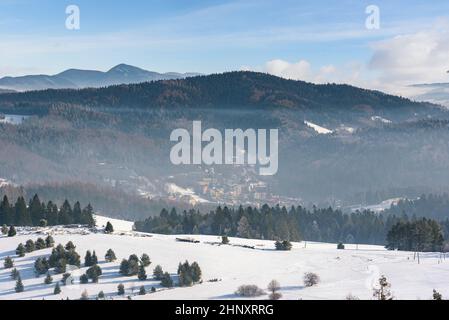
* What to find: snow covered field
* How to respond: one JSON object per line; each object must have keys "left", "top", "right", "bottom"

{"left": 1, "top": 220, "right": 448, "bottom": 300}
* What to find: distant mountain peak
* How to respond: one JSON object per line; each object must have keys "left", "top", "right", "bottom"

{"left": 0, "top": 64, "right": 201, "bottom": 92}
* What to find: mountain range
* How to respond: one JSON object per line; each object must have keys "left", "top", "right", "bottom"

{"left": 0, "top": 64, "right": 200, "bottom": 91}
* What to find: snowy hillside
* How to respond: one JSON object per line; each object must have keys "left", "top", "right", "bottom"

{"left": 1, "top": 220, "right": 448, "bottom": 300}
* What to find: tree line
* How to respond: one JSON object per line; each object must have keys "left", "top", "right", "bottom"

{"left": 0, "top": 194, "right": 95, "bottom": 227}
{"left": 134, "top": 205, "right": 404, "bottom": 245}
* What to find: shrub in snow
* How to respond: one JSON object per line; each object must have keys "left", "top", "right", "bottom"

{"left": 303, "top": 272, "right": 320, "bottom": 287}
{"left": 337, "top": 243, "right": 345, "bottom": 250}
{"left": 235, "top": 285, "right": 265, "bottom": 297}
{"left": 1, "top": 224, "right": 8, "bottom": 235}
{"left": 222, "top": 236, "right": 230, "bottom": 244}
{"left": 275, "top": 240, "right": 292, "bottom": 251}
{"left": 105, "top": 221, "right": 114, "bottom": 233}
{"left": 345, "top": 294, "right": 360, "bottom": 300}
{"left": 372, "top": 275, "right": 393, "bottom": 300}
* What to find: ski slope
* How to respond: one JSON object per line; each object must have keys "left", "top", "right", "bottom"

{"left": 0, "top": 222, "right": 448, "bottom": 300}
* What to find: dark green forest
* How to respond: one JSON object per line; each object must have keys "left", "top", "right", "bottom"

{"left": 0, "top": 194, "right": 95, "bottom": 227}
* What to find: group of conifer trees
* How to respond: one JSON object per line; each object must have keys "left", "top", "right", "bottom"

{"left": 0, "top": 194, "right": 95, "bottom": 227}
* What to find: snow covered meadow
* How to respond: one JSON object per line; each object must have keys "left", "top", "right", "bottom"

{"left": 0, "top": 216, "right": 448, "bottom": 301}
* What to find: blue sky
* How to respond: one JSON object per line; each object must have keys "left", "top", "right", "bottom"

{"left": 1, "top": 0, "right": 449, "bottom": 94}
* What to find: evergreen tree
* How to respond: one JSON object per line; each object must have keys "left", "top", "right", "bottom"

{"left": 59, "top": 200, "right": 73, "bottom": 225}
{"left": 4, "top": 256, "right": 14, "bottom": 269}
{"left": 25, "top": 239, "right": 35, "bottom": 253}
{"left": 86, "top": 265, "right": 102, "bottom": 283}
{"left": 191, "top": 262, "right": 202, "bottom": 283}
{"left": 61, "top": 273, "right": 72, "bottom": 286}
{"left": 39, "top": 219, "right": 47, "bottom": 227}
{"left": 105, "top": 249, "right": 117, "bottom": 262}
{"left": 97, "top": 291, "right": 105, "bottom": 299}
{"left": 81, "top": 204, "right": 96, "bottom": 228}
{"left": 0, "top": 196, "right": 14, "bottom": 226}
{"left": 117, "top": 283, "right": 125, "bottom": 295}
{"left": 29, "top": 194, "right": 44, "bottom": 226}
{"left": 54, "top": 282, "right": 61, "bottom": 295}
{"left": 45, "top": 235, "right": 55, "bottom": 248}
{"left": 15, "top": 196, "right": 31, "bottom": 226}
{"left": 65, "top": 241, "right": 76, "bottom": 251}
{"left": 55, "top": 259, "right": 67, "bottom": 274}
{"left": 138, "top": 286, "right": 146, "bottom": 295}
{"left": 15, "top": 243, "right": 25, "bottom": 257}
{"left": 80, "top": 274, "right": 89, "bottom": 284}
{"left": 105, "top": 221, "right": 114, "bottom": 233}
{"left": 35, "top": 238, "right": 46, "bottom": 250}
{"left": 140, "top": 253, "right": 151, "bottom": 267}
{"left": 10, "top": 268, "right": 19, "bottom": 280}
{"left": 153, "top": 265, "right": 164, "bottom": 280}
{"left": 119, "top": 259, "right": 129, "bottom": 276}
{"left": 91, "top": 251, "right": 98, "bottom": 265}
{"left": 15, "top": 274, "right": 24, "bottom": 293}
{"left": 8, "top": 225, "right": 16, "bottom": 237}
{"left": 84, "top": 250, "right": 93, "bottom": 267}
{"left": 73, "top": 202, "right": 82, "bottom": 225}
{"left": 44, "top": 272, "right": 53, "bottom": 284}
{"left": 160, "top": 272, "right": 173, "bottom": 288}
{"left": 34, "top": 257, "right": 50, "bottom": 276}
{"left": 1, "top": 224, "right": 8, "bottom": 235}
{"left": 222, "top": 236, "right": 230, "bottom": 244}
{"left": 46, "top": 202, "right": 59, "bottom": 226}
{"left": 137, "top": 264, "right": 147, "bottom": 281}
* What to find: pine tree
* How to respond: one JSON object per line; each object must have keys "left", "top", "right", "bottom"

{"left": 140, "top": 253, "right": 151, "bottom": 267}
{"left": 105, "top": 221, "right": 114, "bottom": 233}
{"left": 65, "top": 241, "right": 76, "bottom": 251}
{"left": 35, "top": 238, "right": 46, "bottom": 250}
{"left": 10, "top": 268, "right": 19, "bottom": 280}
{"left": 54, "top": 282, "right": 61, "bottom": 295}
{"left": 29, "top": 194, "right": 44, "bottom": 226}
{"left": 73, "top": 202, "right": 82, "bottom": 225}
{"left": 84, "top": 250, "right": 93, "bottom": 267}
{"left": 44, "top": 272, "right": 53, "bottom": 284}
{"left": 15, "top": 274, "right": 24, "bottom": 293}
{"left": 8, "top": 225, "right": 16, "bottom": 237}
{"left": 138, "top": 263, "right": 147, "bottom": 281}
{"left": 191, "top": 262, "right": 202, "bottom": 283}
{"left": 4, "top": 256, "right": 14, "bottom": 269}
{"left": 86, "top": 265, "right": 102, "bottom": 283}
{"left": 80, "top": 274, "right": 89, "bottom": 284}
{"left": 1, "top": 224, "right": 8, "bottom": 235}
{"left": 119, "top": 259, "right": 129, "bottom": 276}
{"left": 61, "top": 273, "right": 72, "bottom": 285}
{"left": 34, "top": 257, "right": 50, "bottom": 276}
{"left": 0, "top": 196, "right": 12, "bottom": 225}
{"left": 15, "top": 243, "right": 25, "bottom": 257}
{"left": 45, "top": 235, "right": 55, "bottom": 248}
{"left": 97, "top": 291, "right": 105, "bottom": 299}
{"left": 160, "top": 272, "right": 173, "bottom": 288}
{"left": 91, "top": 251, "right": 98, "bottom": 265}
{"left": 105, "top": 249, "right": 117, "bottom": 262}
{"left": 25, "top": 239, "right": 35, "bottom": 253}
{"left": 59, "top": 200, "right": 73, "bottom": 225}
{"left": 15, "top": 196, "right": 31, "bottom": 226}
{"left": 222, "top": 236, "right": 230, "bottom": 244}
{"left": 153, "top": 265, "right": 164, "bottom": 280}
{"left": 117, "top": 283, "right": 125, "bottom": 295}
{"left": 138, "top": 286, "right": 146, "bottom": 295}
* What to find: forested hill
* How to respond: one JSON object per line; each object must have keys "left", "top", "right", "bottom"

{"left": 0, "top": 71, "right": 437, "bottom": 113}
